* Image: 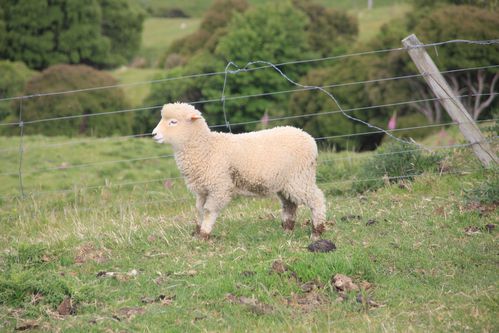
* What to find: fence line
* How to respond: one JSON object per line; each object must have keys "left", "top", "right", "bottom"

{"left": 0, "top": 40, "right": 497, "bottom": 202}
{"left": 2, "top": 136, "right": 495, "bottom": 201}
{"left": 1, "top": 118, "right": 495, "bottom": 178}
{"left": 0, "top": 118, "right": 496, "bottom": 178}
{"left": 0, "top": 91, "right": 495, "bottom": 154}
{"left": 1, "top": 167, "right": 483, "bottom": 214}
{"left": 0, "top": 38, "right": 496, "bottom": 104}
{"left": 1, "top": 64, "right": 496, "bottom": 128}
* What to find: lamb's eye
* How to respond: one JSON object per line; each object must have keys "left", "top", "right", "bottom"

{"left": 168, "top": 119, "right": 178, "bottom": 126}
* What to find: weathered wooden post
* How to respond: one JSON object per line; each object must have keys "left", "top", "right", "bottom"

{"left": 402, "top": 34, "right": 497, "bottom": 167}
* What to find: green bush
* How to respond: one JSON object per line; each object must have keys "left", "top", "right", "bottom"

{"left": 352, "top": 141, "right": 443, "bottom": 193}
{"left": 0, "top": 61, "right": 35, "bottom": 122}
{"left": 0, "top": 0, "right": 144, "bottom": 70}
{"left": 465, "top": 173, "right": 499, "bottom": 205}
{"left": 2, "top": 64, "right": 132, "bottom": 137}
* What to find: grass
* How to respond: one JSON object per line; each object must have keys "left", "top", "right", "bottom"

{"left": 355, "top": 3, "right": 411, "bottom": 43}
{"left": 109, "top": 1, "right": 411, "bottom": 107}
{"left": 0, "top": 133, "right": 497, "bottom": 332}
{"left": 145, "top": 0, "right": 409, "bottom": 17}
{"left": 140, "top": 17, "right": 201, "bottom": 66}
{"left": 110, "top": 67, "right": 165, "bottom": 107}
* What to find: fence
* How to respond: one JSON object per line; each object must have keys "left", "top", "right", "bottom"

{"left": 0, "top": 38, "right": 497, "bottom": 212}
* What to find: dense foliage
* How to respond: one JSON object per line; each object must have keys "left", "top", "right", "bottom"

{"left": 145, "top": 0, "right": 359, "bottom": 137}
{"left": 0, "top": 61, "right": 34, "bottom": 122}
{"left": 2, "top": 64, "right": 132, "bottom": 137}
{"left": 0, "top": 0, "right": 144, "bottom": 70}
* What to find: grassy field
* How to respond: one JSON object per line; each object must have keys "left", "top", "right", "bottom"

{"left": 108, "top": 0, "right": 412, "bottom": 107}
{"left": 0, "top": 133, "right": 497, "bottom": 332}
{"left": 139, "top": 17, "right": 201, "bottom": 67}
{"left": 145, "top": 0, "right": 409, "bottom": 17}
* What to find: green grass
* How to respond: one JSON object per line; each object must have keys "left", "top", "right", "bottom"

{"left": 145, "top": 0, "right": 409, "bottom": 17}
{"left": 0, "top": 134, "right": 497, "bottom": 332}
{"left": 110, "top": 67, "right": 165, "bottom": 107}
{"left": 140, "top": 17, "right": 201, "bottom": 67}
{"left": 355, "top": 3, "right": 411, "bottom": 43}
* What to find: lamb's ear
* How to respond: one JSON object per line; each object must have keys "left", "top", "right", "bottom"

{"left": 190, "top": 114, "right": 202, "bottom": 121}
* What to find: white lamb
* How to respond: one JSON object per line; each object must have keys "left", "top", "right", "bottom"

{"left": 152, "top": 102, "right": 326, "bottom": 240}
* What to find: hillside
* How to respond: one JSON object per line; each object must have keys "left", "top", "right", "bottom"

{"left": 0, "top": 132, "right": 497, "bottom": 331}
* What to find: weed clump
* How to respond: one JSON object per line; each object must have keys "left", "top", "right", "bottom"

{"left": 352, "top": 141, "right": 443, "bottom": 193}
{"left": 465, "top": 173, "right": 499, "bottom": 205}
{"left": 0, "top": 244, "right": 73, "bottom": 310}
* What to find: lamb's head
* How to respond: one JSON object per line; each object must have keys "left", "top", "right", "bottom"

{"left": 152, "top": 103, "right": 208, "bottom": 148}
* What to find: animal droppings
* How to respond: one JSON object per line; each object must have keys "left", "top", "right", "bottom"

{"left": 307, "top": 239, "right": 336, "bottom": 253}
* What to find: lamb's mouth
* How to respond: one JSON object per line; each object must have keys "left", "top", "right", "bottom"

{"left": 152, "top": 134, "right": 165, "bottom": 144}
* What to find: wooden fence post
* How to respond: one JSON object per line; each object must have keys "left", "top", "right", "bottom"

{"left": 402, "top": 34, "right": 497, "bottom": 168}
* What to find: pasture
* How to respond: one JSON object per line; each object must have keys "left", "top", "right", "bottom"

{"left": 0, "top": 133, "right": 497, "bottom": 332}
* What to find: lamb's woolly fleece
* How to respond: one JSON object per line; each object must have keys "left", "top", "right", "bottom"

{"left": 152, "top": 102, "right": 326, "bottom": 238}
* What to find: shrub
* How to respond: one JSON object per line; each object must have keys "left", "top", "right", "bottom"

{"left": 3, "top": 64, "right": 132, "bottom": 137}
{"left": 0, "top": 61, "right": 34, "bottom": 122}
{"left": 352, "top": 141, "right": 443, "bottom": 193}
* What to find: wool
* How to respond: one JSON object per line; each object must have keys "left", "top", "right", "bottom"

{"left": 153, "top": 102, "right": 326, "bottom": 239}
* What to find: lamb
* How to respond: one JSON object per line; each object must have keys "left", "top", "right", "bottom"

{"left": 152, "top": 102, "right": 326, "bottom": 240}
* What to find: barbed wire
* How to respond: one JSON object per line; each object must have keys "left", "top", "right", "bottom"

{"left": 0, "top": 90, "right": 494, "bottom": 154}
{"left": 0, "top": 117, "right": 496, "bottom": 178}
{"left": 2, "top": 134, "right": 495, "bottom": 201}
{"left": 1, "top": 64, "right": 496, "bottom": 128}
{"left": 1, "top": 118, "right": 494, "bottom": 178}
{"left": 0, "top": 39, "right": 497, "bottom": 202}
{"left": 0, "top": 38, "right": 496, "bottom": 104}
{"left": 1, "top": 167, "right": 484, "bottom": 214}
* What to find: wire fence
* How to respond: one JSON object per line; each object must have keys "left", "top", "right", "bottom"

{"left": 0, "top": 38, "right": 497, "bottom": 205}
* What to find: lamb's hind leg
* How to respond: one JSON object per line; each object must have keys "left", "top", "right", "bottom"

{"left": 305, "top": 185, "right": 326, "bottom": 240}
{"left": 277, "top": 192, "right": 297, "bottom": 232}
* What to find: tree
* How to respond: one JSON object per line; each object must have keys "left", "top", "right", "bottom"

{"left": 7, "top": 65, "right": 132, "bottom": 137}
{"left": 366, "top": 5, "right": 499, "bottom": 123}
{"left": 203, "top": 2, "right": 314, "bottom": 132}
{"left": 0, "top": 61, "right": 34, "bottom": 122}
{"left": 288, "top": 56, "right": 390, "bottom": 151}
{"left": 0, "top": 0, "right": 144, "bottom": 70}
{"left": 292, "top": 0, "right": 358, "bottom": 57}
{"left": 99, "top": 0, "right": 145, "bottom": 66}
{"left": 161, "top": 0, "right": 248, "bottom": 68}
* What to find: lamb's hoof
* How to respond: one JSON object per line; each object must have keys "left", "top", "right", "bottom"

{"left": 310, "top": 233, "right": 321, "bottom": 241}
{"left": 311, "top": 224, "right": 325, "bottom": 240}
{"left": 191, "top": 225, "right": 201, "bottom": 236}
{"left": 282, "top": 219, "right": 295, "bottom": 232}
{"left": 197, "top": 231, "right": 211, "bottom": 241}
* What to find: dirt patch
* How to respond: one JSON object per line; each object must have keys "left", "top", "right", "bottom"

{"left": 341, "top": 215, "right": 362, "bottom": 222}
{"left": 270, "top": 260, "right": 290, "bottom": 274}
{"left": 287, "top": 290, "right": 329, "bottom": 312}
{"left": 241, "top": 270, "right": 256, "bottom": 277}
{"left": 332, "top": 274, "right": 359, "bottom": 292}
{"left": 57, "top": 297, "right": 76, "bottom": 316}
{"left": 307, "top": 239, "right": 336, "bottom": 253}
{"left": 115, "top": 307, "right": 146, "bottom": 321}
{"left": 464, "top": 201, "right": 498, "bottom": 216}
{"left": 226, "top": 293, "right": 273, "bottom": 315}
{"left": 74, "top": 243, "right": 108, "bottom": 264}
{"left": 140, "top": 294, "right": 175, "bottom": 305}
{"left": 464, "top": 226, "right": 481, "bottom": 235}
{"left": 96, "top": 269, "right": 138, "bottom": 281}
{"left": 14, "top": 320, "right": 39, "bottom": 331}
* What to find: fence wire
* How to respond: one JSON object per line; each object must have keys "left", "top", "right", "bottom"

{"left": 0, "top": 38, "right": 497, "bottom": 203}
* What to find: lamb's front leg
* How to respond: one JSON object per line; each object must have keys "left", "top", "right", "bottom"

{"left": 198, "top": 192, "right": 231, "bottom": 240}
{"left": 193, "top": 193, "right": 207, "bottom": 235}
